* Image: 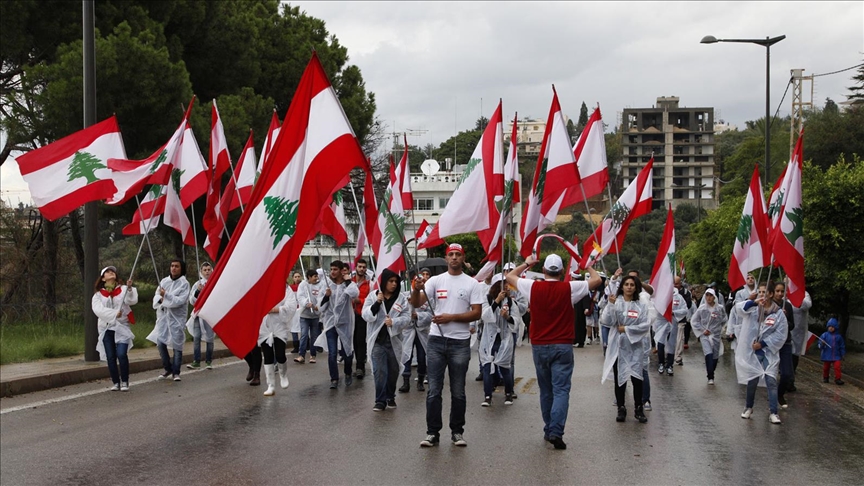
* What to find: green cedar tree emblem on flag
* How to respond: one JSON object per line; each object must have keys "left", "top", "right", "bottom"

{"left": 783, "top": 207, "right": 804, "bottom": 243}
{"left": 667, "top": 252, "right": 677, "bottom": 276}
{"left": 736, "top": 214, "right": 753, "bottom": 246}
{"left": 150, "top": 149, "right": 168, "bottom": 174}
{"left": 66, "top": 151, "right": 105, "bottom": 184}
{"left": 767, "top": 190, "right": 784, "bottom": 220}
{"left": 148, "top": 184, "right": 162, "bottom": 199}
{"left": 456, "top": 157, "right": 482, "bottom": 190}
{"left": 535, "top": 157, "right": 548, "bottom": 202}
{"left": 171, "top": 169, "right": 184, "bottom": 195}
{"left": 263, "top": 196, "right": 299, "bottom": 249}
{"left": 255, "top": 170, "right": 261, "bottom": 185}
{"left": 499, "top": 179, "right": 515, "bottom": 215}
{"left": 379, "top": 188, "right": 405, "bottom": 252}
{"left": 608, "top": 201, "right": 631, "bottom": 230}
{"left": 333, "top": 190, "right": 342, "bottom": 206}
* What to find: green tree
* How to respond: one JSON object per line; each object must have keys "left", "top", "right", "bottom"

{"left": 802, "top": 103, "right": 864, "bottom": 171}
{"left": 67, "top": 151, "right": 106, "bottom": 184}
{"left": 718, "top": 117, "right": 790, "bottom": 200}
{"left": 263, "top": 196, "right": 299, "bottom": 248}
{"left": 576, "top": 101, "right": 589, "bottom": 133}
{"left": 677, "top": 196, "right": 743, "bottom": 286}
{"left": 846, "top": 61, "right": 864, "bottom": 104}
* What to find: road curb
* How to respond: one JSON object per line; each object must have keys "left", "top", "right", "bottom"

{"left": 801, "top": 354, "right": 864, "bottom": 390}
{"left": 0, "top": 348, "right": 236, "bottom": 397}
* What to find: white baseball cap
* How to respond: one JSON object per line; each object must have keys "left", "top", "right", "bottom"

{"left": 544, "top": 254, "right": 563, "bottom": 272}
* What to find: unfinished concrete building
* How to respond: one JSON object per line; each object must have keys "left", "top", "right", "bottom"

{"left": 622, "top": 96, "right": 717, "bottom": 211}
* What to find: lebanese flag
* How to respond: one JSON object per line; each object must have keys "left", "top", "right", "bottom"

{"left": 568, "top": 106, "right": 610, "bottom": 203}
{"left": 372, "top": 157, "right": 407, "bottom": 277}
{"left": 767, "top": 164, "right": 789, "bottom": 229}
{"left": 210, "top": 101, "right": 232, "bottom": 181}
{"left": 397, "top": 134, "right": 414, "bottom": 209}
{"left": 805, "top": 331, "right": 818, "bottom": 355}
{"left": 258, "top": 110, "right": 281, "bottom": 176}
{"left": 770, "top": 130, "right": 806, "bottom": 307}
{"left": 531, "top": 233, "right": 581, "bottom": 267}
{"left": 579, "top": 157, "right": 654, "bottom": 268}
{"left": 728, "top": 166, "right": 771, "bottom": 290}
{"left": 122, "top": 185, "right": 165, "bottom": 236}
{"left": 363, "top": 163, "right": 381, "bottom": 252}
{"left": 202, "top": 101, "right": 234, "bottom": 261}
{"left": 106, "top": 98, "right": 194, "bottom": 206}
{"left": 485, "top": 112, "right": 521, "bottom": 264}
{"left": 520, "top": 88, "right": 578, "bottom": 257}
{"left": 315, "top": 184, "right": 348, "bottom": 246}
{"left": 201, "top": 167, "right": 223, "bottom": 261}
{"left": 163, "top": 168, "right": 196, "bottom": 245}
{"left": 194, "top": 53, "right": 366, "bottom": 357}
{"left": 650, "top": 206, "right": 676, "bottom": 322}
{"left": 15, "top": 116, "right": 126, "bottom": 220}
{"left": 224, "top": 132, "right": 256, "bottom": 213}
{"left": 680, "top": 259, "right": 686, "bottom": 278}
{"left": 421, "top": 101, "right": 504, "bottom": 253}
{"left": 415, "top": 219, "right": 431, "bottom": 246}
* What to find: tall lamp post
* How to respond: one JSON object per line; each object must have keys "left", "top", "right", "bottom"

{"left": 700, "top": 34, "right": 786, "bottom": 185}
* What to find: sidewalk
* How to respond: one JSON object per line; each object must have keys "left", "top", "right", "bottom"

{"left": 0, "top": 340, "right": 235, "bottom": 397}
{"left": 801, "top": 348, "right": 864, "bottom": 388}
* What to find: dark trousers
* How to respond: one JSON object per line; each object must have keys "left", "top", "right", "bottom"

{"left": 778, "top": 343, "right": 794, "bottom": 399}
{"left": 353, "top": 313, "right": 367, "bottom": 369}
{"left": 326, "top": 328, "right": 353, "bottom": 381}
{"left": 574, "top": 318, "right": 586, "bottom": 346}
{"left": 244, "top": 346, "right": 262, "bottom": 373}
{"left": 402, "top": 334, "right": 427, "bottom": 377}
{"left": 613, "top": 359, "right": 643, "bottom": 407}
{"left": 262, "top": 338, "right": 287, "bottom": 365}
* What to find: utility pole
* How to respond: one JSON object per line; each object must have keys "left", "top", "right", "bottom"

{"left": 789, "top": 68, "right": 813, "bottom": 158}
{"left": 83, "top": 0, "right": 99, "bottom": 361}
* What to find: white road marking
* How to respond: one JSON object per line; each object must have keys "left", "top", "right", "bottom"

{"left": 0, "top": 360, "right": 244, "bottom": 415}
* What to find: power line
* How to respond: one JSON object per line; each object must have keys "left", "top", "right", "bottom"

{"left": 811, "top": 62, "right": 864, "bottom": 78}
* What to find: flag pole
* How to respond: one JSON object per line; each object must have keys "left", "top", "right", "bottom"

{"left": 188, "top": 202, "right": 201, "bottom": 270}
{"left": 578, "top": 181, "right": 609, "bottom": 275}
{"left": 348, "top": 178, "right": 376, "bottom": 275}
{"left": 604, "top": 182, "right": 623, "bottom": 270}
{"left": 133, "top": 192, "right": 163, "bottom": 283}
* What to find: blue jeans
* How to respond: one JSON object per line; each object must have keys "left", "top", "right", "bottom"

{"left": 157, "top": 343, "right": 182, "bottom": 376}
{"left": 402, "top": 334, "right": 427, "bottom": 378}
{"left": 778, "top": 342, "right": 793, "bottom": 399}
{"left": 326, "top": 328, "right": 353, "bottom": 381}
{"left": 426, "top": 335, "right": 471, "bottom": 437}
{"left": 190, "top": 318, "right": 214, "bottom": 363}
{"left": 371, "top": 337, "right": 399, "bottom": 404}
{"left": 531, "top": 344, "right": 574, "bottom": 439}
{"left": 299, "top": 317, "right": 320, "bottom": 357}
{"left": 102, "top": 330, "right": 129, "bottom": 384}
{"left": 746, "top": 354, "right": 779, "bottom": 414}
{"left": 601, "top": 326, "right": 610, "bottom": 350}
{"left": 642, "top": 368, "right": 651, "bottom": 404}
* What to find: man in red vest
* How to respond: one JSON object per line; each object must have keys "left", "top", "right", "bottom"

{"left": 505, "top": 253, "right": 601, "bottom": 450}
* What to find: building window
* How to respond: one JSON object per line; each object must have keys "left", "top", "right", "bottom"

{"left": 439, "top": 197, "right": 449, "bottom": 209}
{"left": 414, "top": 198, "right": 434, "bottom": 211}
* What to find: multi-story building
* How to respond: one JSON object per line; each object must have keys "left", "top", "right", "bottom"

{"left": 621, "top": 96, "right": 717, "bottom": 211}
{"left": 505, "top": 115, "right": 571, "bottom": 160}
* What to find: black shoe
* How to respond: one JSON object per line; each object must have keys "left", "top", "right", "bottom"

{"left": 823, "top": 377, "right": 830, "bottom": 383}
{"left": 354, "top": 369, "right": 365, "bottom": 379}
{"left": 249, "top": 371, "right": 260, "bottom": 386}
{"left": 616, "top": 406, "right": 627, "bottom": 422}
{"left": 836, "top": 379, "right": 845, "bottom": 386}
{"left": 635, "top": 406, "right": 648, "bottom": 424}
{"left": 386, "top": 398, "right": 397, "bottom": 409}
{"left": 372, "top": 402, "right": 385, "bottom": 412}
{"left": 420, "top": 434, "right": 439, "bottom": 447}
{"left": 417, "top": 376, "right": 426, "bottom": 392}
{"left": 329, "top": 380, "right": 338, "bottom": 389}
{"left": 345, "top": 375, "right": 353, "bottom": 387}
{"left": 475, "top": 373, "right": 483, "bottom": 382}
{"left": 787, "top": 384, "right": 797, "bottom": 393}
{"left": 399, "top": 376, "right": 410, "bottom": 393}
{"left": 245, "top": 369, "right": 254, "bottom": 382}
{"left": 549, "top": 436, "right": 567, "bottom": 450}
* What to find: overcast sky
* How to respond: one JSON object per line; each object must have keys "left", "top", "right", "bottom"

{"left": 3, "top": 1, "right": 862, "bottom": 205}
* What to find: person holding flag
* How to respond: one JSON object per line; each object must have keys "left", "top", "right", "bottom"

{"left": 186, "top": 262, "right": 215, "bottom": 370}
{"left": 149, "top": 260, "right": 190, "bottom": 382}
{"left": 735, "top": 283, "right": 788, "bottom": 424}
{"left": 257, "top": 281, "right": 297, "bottom": 396}
{"left": 818, "top": 317, "right": 846, "bottom": 385}
{"left": 91, "top": 266, "right": 137, "bottom": 392}
{"left": 318, "top": 261, "right": 359, "bottom": 389}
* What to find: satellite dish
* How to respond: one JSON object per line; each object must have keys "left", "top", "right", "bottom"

{"left": 421, "top": 159, "right": 440, "bottom": 176}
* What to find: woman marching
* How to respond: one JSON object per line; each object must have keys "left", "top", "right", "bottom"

{"left": 601, "top": 275, "right": 650, "bottom": 423}
{"left": 258, "top": 281, "right": 298, "bottom": 396}
{"left": 479, "top": 274, "right": 518, "bottom": 407}
{"left": 362, "top": 269, "right": 411, "bottom": 411}
{"left": 91, "top": 266, "right": 138, "bottom": 391}
{"left": 735, "top": 283, "right": 788, "bottom": 424}
{"left": 691, "top": 288, "right": 728, "bottom": 385}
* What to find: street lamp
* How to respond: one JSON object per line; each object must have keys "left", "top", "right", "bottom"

{"left": 701, "top": 34, "right": 786, "bottom": 184}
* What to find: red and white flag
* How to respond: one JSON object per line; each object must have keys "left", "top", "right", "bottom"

{"left": 415, "top": 219, "right": 432, "bottom": 246}
{"left": 225, "top": 132, "right": 257, "bottom": 212}
{"left": 210, "top": 100, "right": 231, "bottom": 181}
{"left": 770, "top": 130, "right": 806, "bottom": 307}
{"left": 362, "top": 163, "right": 380, "bottom": 254}
{"left": 650, "top": 206, "right": 676, "bottom": 322}
{"left": 520, "top": 88, "right": 577, "bottom": 257}
{"left": 805, "top": 331, "right": 818, "bottom": 355}
{"left": 680, "top": 259, "right": 686, "bottom": 278}
{"left": 532, "top": 233, "right": 581, "bottom": 267}
{"left": 316, "top": 184, "right": 348, "bottom": 246}
{"left": 421, "top": 101, "right": 504, "bottom": 253}
{"left": 15, "top": 116, "right": 126, "bottom": 220}
{"left": 396, "top": 134, "right": 413, "bottom": 209}
{"left": 194, "top": 53, "right": 367, "bottom": 357}
{"left": 728, "top": 166, "right": 771, "bottom": 290}
{"left": 372, "top": 156, "right": 407, "bottom": 277}
{"left": 570, "top": 107, "right": 609, "bottom": 201}
{"left": 163, "top": 167, "right": 195, "bottom": 246}
{"left": 122, "top": 184, "right": 165, "bottom": 236}
{"left": 202, "top": 101, "right": 232, "bottom": 261}
{"left": 579, "top": 157, "right": 654, "bottom": 268}
{"left": 258, "top": 110, "right": 281, "bottom": 177}
{"left": 485, "top": 112, "right": 521, "bottom": 265}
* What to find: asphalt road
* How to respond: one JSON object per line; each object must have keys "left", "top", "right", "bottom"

{"left": 2, "top": 342, "right": 863, "bottom": 485}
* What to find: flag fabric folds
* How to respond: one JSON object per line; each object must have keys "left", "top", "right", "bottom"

{"left": 770, "top": 130, "right": 806, "bottom": 307}
{"left": 122, "top": 184, "right": 165, "bottom": 236}
{"left": 728, "top": 166, "right": 771, "bottom": 290}
{"left": 372, "top": 156, "right": 408, "bottom": 277}
{"left": 650, "top": 206, "right": 676, "bottom": 322}
{"left": 194, "top": 53, "right": 367, "bottom": 358}
{"left": 15, "top": 116, "right": 127, "bottom": 220}
{"left": 579, "top": 157, "right": 654, "bottom": 268}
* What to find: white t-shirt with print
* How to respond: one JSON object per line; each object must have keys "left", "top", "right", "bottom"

{"left": 423, "top": 272, "right": 485, "bottom": 340}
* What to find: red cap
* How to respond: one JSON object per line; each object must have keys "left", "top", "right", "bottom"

{"left": 446, "top": 243, "right": 464, "bottom": 255}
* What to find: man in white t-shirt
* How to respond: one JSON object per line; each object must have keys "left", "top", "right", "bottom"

{"left": 411, "top": 243, "right": 484, "bottom": 448}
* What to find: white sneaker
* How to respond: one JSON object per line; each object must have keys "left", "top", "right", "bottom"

{"left": 120, "top": 382, "right": 129, "bottom": 392}
{"left": 741, "top": 408, "right": 753, "bottom": 419}
{"left": 708, "top": 379, "right": 715, "bottom": 385}
{"left": 769, "top": 414, "right": 782, "bottom": 424}
{"left": 110, "top": 383, "right": 120, "bottom": 391}
{"left": 643, "top": 401, "right": 652, "bottom": 411}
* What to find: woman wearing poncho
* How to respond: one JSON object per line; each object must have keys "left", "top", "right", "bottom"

{"left": 691, "top": 288, "right": 728, "bottom": 385}
{"left": 91, "top": 266, "right": 138, "bottom": 391}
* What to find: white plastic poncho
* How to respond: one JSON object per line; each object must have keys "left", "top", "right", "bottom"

{"left": 92, "top": 286, "right": 138, "bottom": 361}
{"left": 185, "top": 278, "right": 215, "bottom": 342}
{"left": 726, "top": 285, "right": 755, "bottom": 339}
{"left": 601, "top": 298, "right": 650, "bottom": 386}
{"left": 148, "top": 276, "right": 190, "bottom": 351}
{"left": 362, "top": 290, "right": 410, "bottom": 375}
{"left": 479, "top": 296, "right": 518, "bottom": 372}
{"left": 258, "top": 286, "right": 298, "bottom": 347}
{"left": 790, "top": 291, "right": 812, "bottom": 356}
{"left": 652, "top": 289, "right": 688, "bottom": 348}
{"left": 691, "top": 302, "right": 728, "bottom": 358}
{"left": 734, "top": 300, "right": 788, "bottom": 386}
{"left": 314, "top": 280, "right": 359, "bottom": 354}
{"left": 509, "top": 290, "right": 528, "bottom": 347}
{"left": 400, "top": 293, "right": 432, "bottom": 365}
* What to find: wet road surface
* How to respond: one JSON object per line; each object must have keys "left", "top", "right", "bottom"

{"left": 2, "top": 342, "right": 863, "bottom": 485}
